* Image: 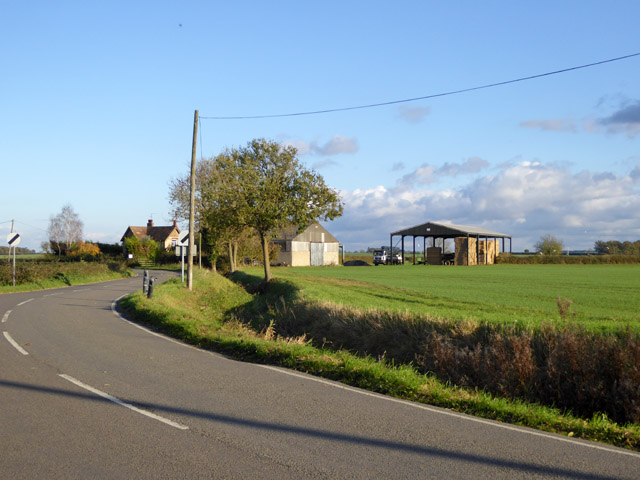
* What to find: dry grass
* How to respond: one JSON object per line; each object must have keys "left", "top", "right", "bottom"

{"left": 254, "top": 294, "right": 640, "bottom": 425}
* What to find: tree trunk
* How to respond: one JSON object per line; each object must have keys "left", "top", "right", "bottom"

{"left": 232, "top": 241, "right": 238, "bottom": 270}
{"left": 260, "top": 231, "right": 272, "bottom": 282}
{"left": 227, "top": 242, "right": 235, "bottom": 273}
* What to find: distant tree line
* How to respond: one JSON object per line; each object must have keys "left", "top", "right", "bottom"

{"left": 0, "top": 246, "right": 36, "bottom": 255}
{"left": 594, "top": 240, "right": 640, "bottom": 255}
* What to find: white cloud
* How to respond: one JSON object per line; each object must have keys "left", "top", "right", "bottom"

{"left": 284, "top": 135, "right": 359, "bottom": 156}
{"left": 328, "top": 161, "right": 640, "bottom": 252}
{"left": 520, "top": 99, "right": 640, "bottom": 138}
{"left": 435, "top": 157, "right": 489, "bottom": 176}
{"left": 520, "top": 119, "right": 578, "bottom": 133}
{"left": 311, "top": 159, "right": 339, "bottom": 170}
{"left": 397, "top": 106, "right": 431, "bottom": 124}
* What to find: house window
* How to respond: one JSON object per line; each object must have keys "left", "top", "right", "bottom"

{"left": 171, "top": 238, "right": 177, "bottom": 247}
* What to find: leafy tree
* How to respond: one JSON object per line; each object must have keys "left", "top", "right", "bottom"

{"left": 169, "top": 158, "right": 245, "bottom": 272}
{"left": 124, "top": 236, "right": 159, "bottom": 262}
{"left": 170, "top": 139, "right": 343, "bottom": 282}
{"left": 48, "top": 204, "right": 84, "bottom": 256}
{"left": 69, "top": 241, "right": 101, "bottom": 259}
{"left": 534, "top": 234, "right": 564, "bottom": 255}
{"left": 217, "top": 139, "right": 343, "bottom": 282}
{"left": 594, "top": 240, "right": 640, "bottom": 255}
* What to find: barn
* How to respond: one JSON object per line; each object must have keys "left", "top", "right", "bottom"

{"left": 390, "top": 221, "right": 512, "bottom": 266}
{"left": 273, "top": 223, "right": 340, "bottom": 266}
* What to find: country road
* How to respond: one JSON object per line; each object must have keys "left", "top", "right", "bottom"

{"left": 1, "top": 272, "right": 639, "bottom": 479}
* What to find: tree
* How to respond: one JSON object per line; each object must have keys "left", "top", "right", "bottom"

{"left": 534, "top": 234, "right": 564, "bottom": 255}
{"left": 170, "top": 139, "right": 343, "bottom": 282}
{"left": 124, "top": 236, "right": 159, "bottom": 262}
{"left": 48, "top": 204, "right": 84, "bottom": 255}
{"left": 169, "top": 157, "right": 245, "bottom": 272}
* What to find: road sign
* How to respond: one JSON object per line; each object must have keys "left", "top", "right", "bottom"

{"left": 177, "top": 231, "right": 189, "bottom": 247}
{"left": 175, "top": 245, "right": 197, "bottom": 257}
{"left": 6, "top": 232, "right": 21, "bottom": 247}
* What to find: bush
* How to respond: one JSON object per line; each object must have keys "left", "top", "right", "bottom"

{"left": 0, "top": 260, "right": 130, "bottom": 286}
{"left": 496, "top": 254, "right": 640, "bottom": 265}
{"left": 415, "top": 323, "right": 640, "bottom": 424}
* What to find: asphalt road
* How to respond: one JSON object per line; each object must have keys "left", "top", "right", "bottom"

{"left": 1, "top": 272, "right": 639, "bottom": 479}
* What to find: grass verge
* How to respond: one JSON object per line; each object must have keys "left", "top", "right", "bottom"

{"left": 0, "top": 262, "right": 132, "bottom": 294}
{"left": 118, "top": 268, "right": 640, "bottom": 451}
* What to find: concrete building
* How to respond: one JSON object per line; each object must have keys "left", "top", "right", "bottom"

{"left": 273, "top": 223, "right": 340, "bottom": 266}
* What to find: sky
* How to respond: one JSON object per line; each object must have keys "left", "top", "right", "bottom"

{"left": 2, "top": 1, "right": 639, "bottom": 253}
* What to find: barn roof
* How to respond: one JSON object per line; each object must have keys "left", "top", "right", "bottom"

{"left": 391, "top": 221, "right": 510, "bottom": 239}
{"left": 275, "top": 223, "right": 339, "bottom": 243}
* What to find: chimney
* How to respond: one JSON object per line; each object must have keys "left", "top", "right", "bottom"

{"left": 173, "top": 219, "right": 177, "bottom": 228}
{"left": 147, "top": 219, "right": 154, "bottom": 228}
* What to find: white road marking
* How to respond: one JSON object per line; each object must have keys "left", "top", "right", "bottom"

{"left": 3, "top": 331, "right": 29, "bottom": 355}
{"left": 17, "top": 298, "right": 34, "bottom": 306}
{"left": 110, "top": 295, "right": 203, "bottom": 350}
{"left": 58, "top": 374, "right": 189, "bottom": 430}
{"left": 256, "top": 364, "right": 640, "bottom": 459}
{"left": 110, "top": 292, "right": 640, "bottom": 458}
{"left": 1, "top": 310, "right": 11, "bottom": 323}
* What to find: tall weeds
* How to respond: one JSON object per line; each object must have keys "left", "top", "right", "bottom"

{"left": 255, "top": 296, "right": 640, "bottom": 424}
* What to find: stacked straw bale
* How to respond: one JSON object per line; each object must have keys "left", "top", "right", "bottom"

{"left": 426, "top": 247, "right": 442, "bottom": 265}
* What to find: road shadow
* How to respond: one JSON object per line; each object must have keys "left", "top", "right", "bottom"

{"left": 0, "top": 378, "right": 631, "bottom": 480}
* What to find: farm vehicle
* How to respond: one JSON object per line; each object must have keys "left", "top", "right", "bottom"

{"left": 373, "top": 249, "right": 403, "bottom": 265}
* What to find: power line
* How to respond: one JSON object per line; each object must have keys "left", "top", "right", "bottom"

{"left": 200, "top": 52, "right": 640, "bottom": 120}
{"left": 15, "top": 220, "right": 48, "bottom": 232}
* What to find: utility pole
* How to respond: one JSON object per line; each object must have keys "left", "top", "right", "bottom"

{"left": 187, "top": 110, "right": 198, "bottom": 291}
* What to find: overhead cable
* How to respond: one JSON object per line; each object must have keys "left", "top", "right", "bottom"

{"left": 200, "top": 52, "right": 640, "bottom": 120}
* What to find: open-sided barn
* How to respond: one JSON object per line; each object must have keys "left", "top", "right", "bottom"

{"left": 390, "top": 221, "right": 512, "bottom": 266}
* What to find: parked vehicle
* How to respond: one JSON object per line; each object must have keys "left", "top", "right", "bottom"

{"left": 373, "top": 249, "right": 403, "bottom": 265}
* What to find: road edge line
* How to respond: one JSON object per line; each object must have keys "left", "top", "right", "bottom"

{"left": 58, "top": 374, "right": 189, "bottom": 430}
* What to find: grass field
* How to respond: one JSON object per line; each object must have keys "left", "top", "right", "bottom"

{"left": 0, "top": 254, "right": 45, "bottom": 260}
{"left": 120, "top": 269, "right": 640, "bottom": 449}
{"left": 240, "top": 264, "right": 640, "bottom": 333}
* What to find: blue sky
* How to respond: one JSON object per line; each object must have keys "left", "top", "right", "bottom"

{"left": 2, "top": 1, "right": 639, "bottom": 252}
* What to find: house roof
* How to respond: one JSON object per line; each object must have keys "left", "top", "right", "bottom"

{"left": 391, "top": 221, "right": 510, "bottom": 239}
{"left": 121, "top": 220, "right": 180, "bottom": 243}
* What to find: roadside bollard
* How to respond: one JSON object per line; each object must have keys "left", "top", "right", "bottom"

{"left": 142, "top": 270, "right": 149, "bottom": 295}
{"left": 147, "top": 276, "right": 156, "bottom": 299}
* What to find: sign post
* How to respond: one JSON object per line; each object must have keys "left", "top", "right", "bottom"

{"left": 177, "top": 231, "right": 189, "bottom": 283}
{"left": 6, "top": 232, "right": 21, "bottom": 287}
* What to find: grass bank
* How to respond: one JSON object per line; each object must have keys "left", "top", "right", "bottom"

{"left": 119, "top": 268, "right": 640, "bottom": 451}
{"left": 0, "top": 261, "right": 132, "bottom": 293}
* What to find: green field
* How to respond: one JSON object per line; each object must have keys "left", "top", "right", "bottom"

{"left": 241, "top": 264, "right": 640, "bottom": 332}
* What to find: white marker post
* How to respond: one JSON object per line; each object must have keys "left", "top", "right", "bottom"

{"left": 6, "top": 232, "right": 21, "bottom": 287}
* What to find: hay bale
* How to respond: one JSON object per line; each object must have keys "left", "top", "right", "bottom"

{"left": 426, "top": 247, "right": 442, "bottom": 265}
{"left": 455, "top": 237, "right": 477, "bottom": 265}
{"left": 344, "top": 260, "right": 371, "bottom": 266}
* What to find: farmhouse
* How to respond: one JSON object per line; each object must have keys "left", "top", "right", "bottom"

{"left": 390, "top": 221, "right": 512, "bottom": 266}
{"left": 273, "top": 223, "right": 341, "bottom": 266}
{"left": 120, "top": 219, "right": 180, "bottom": 250}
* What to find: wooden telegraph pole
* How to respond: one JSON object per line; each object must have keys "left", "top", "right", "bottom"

{"left": 187, "top": 110, "right": 198, "bottom": 291}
